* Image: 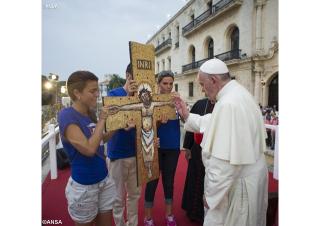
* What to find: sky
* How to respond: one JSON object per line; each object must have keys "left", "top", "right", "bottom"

{"left": 42, "top": 0, "right": 188, "bottom": 81}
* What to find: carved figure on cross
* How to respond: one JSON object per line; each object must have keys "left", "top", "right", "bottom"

{"left": 108, "top": 83, "right": 174, "bottom": 178}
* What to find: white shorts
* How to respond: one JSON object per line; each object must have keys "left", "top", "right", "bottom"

{"left": 65, "top": 176, "right": 116, "bottom": 224}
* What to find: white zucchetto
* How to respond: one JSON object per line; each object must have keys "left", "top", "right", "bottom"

{"left": 200, "top": 58, "right": 229, "bottom": 74}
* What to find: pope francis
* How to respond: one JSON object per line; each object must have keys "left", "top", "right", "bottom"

{"left": 173, "top": 58, "right": 268, "bottom": 226}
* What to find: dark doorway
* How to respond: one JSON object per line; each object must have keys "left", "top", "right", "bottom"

{"left": 268, "top": 72, "right": 278, "bottom": 110}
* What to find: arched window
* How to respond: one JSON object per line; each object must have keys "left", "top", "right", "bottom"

{"left": 208, "top": 39, "right": 214, "bottom": 59}
{"left": 230, "top": 27, "right": 239, "bottom": 50}
{"left": 191, "top": 46, "right": 195, "bottom": 63}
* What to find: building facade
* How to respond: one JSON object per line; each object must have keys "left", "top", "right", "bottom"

{"left": 146, "top": 0, "right": 278, "bottom": 107}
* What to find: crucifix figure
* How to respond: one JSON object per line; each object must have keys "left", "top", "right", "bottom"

{"left": 103, "top": 42, "right": 176, "bottom": 186}
{"left": 107, "top": 83, "right": 174, "bottom": 178}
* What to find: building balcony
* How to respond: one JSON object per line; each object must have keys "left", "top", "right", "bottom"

{"left": 155, "top": 38, "right": 172, "bottom": 55}
{"left": 215, "top": 49, "right": 241, "bottom": 61}
{"left": 182, "top": 49, "right": 241, "bottom": 73}
{"left": 182, "top": 58, "right": 210, "bottom": 73}
{"left": 182, "top": 0, "right": 243, "bottom": 37}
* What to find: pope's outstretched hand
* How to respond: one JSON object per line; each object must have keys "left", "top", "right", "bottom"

{"left": 171, "top": 92, "right": 189, "bottom": 121}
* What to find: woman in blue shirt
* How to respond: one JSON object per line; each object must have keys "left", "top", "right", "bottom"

{"left": 143, "top": 71, "right": 180, "bottom": 226}
{"left": 58, "top": 71, "right": 120, "bottom": 226}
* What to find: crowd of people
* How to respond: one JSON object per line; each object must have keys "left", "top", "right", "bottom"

{"left": 260, "top": 105, "right": 279, "bottom": 150}
{"left": 58, "top": 58, "right": 270, "bottom": 226}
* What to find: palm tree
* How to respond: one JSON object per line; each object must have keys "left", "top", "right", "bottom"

{"left": 106, "top": 74, "right": 126, "bottom": 90}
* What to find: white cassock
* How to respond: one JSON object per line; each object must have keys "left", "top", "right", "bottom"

{"left": 184, "top": 80, "right": 268, "bottom": 226}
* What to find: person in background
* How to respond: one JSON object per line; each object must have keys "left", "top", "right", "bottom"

{"left": 106, "top": 63, "right": 141, "bottom": 226}
{"left": 143, "top": 70, "right": 180, "bottom": 226}
{"left": 181, "top": 97, "right": 214, "bottom": 223}
{"left": 270, "top": 115, "right": 279, "bottom": 150}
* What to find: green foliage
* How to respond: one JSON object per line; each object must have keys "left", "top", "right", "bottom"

{"left": 106, "top": 74, "right": 126, "bottom": 90}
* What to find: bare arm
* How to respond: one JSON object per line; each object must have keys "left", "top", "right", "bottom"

{"left": 65, "top": 119, "right": 105, "bottom": 157}
{"left": 64, "top": 106, "right": 109, "bottom": 157}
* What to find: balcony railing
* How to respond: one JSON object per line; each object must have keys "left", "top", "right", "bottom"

{"left": 214, "top": 0, "right": 234, "bottom": 12}
{"left": 182, "top": 49, "right": 241, "bottom": 73}
{"left": 215, "top": 49, "right": 241, "bottom": 61}
{"left": 155, "top": 38, "right": 172, "bottom": 54}
{"left": 194, "top": 8, "right": 212, "bottom": 26}
{"left": 182, "top": 0, "right": 242, "bottom": 36}
{"left": 182, "top": 57, "right": 211, "bottom": 72}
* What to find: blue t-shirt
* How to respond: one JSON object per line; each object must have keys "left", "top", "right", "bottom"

{"left": 58, "top": 107, "right": 108, "bottom": 185}
{"left": 107, "top": 87, "right": 136, "bottom": 160}
{"left": 157, "top": 113, "right": 181, "bottom": 151}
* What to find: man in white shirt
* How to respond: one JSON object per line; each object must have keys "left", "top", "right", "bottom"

{"left": 173, "top": 58, "right": 268, "bottom": 226}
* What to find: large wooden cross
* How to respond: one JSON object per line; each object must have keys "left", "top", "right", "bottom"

{"left": 103, "top": 41, "right": 177, "bottom": 186}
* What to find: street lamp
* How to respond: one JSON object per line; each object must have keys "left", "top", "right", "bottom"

{"left": 48, "top": 73, "right": 60, "bottom": 104}
{"left": 49, "top": 73, "right": 59, "bottom": 81}
{"left": 60, "top": 86, "right": 67, "bottom": 94}
{"left": 44, "top": 81, "right": 53, "bottom": 90}
{"left": 99, "top": 83, "right": 103, "bottom": 100}
{"left": 97, "top": 79, "right": 110, "bottom": 117}
{"left": 99, "top": 79, "right": 110, "bottom": 100}
{"left": 102, "top": 79, "right": 110, "bottom": 96}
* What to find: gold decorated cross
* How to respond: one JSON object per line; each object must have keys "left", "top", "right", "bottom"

{"left": 103, "top": 41, "right": 177, "bottom": 186}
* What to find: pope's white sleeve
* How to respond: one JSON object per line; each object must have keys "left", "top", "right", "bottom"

{"left": 204, "top": 157, "right": 242, "bottom": 210}
{"left": 184, "top": 113, "right": 211, "bottom": 133}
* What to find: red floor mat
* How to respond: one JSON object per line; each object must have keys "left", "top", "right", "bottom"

{"left": 42, "top": 155, "right": 278, "bottom": 225}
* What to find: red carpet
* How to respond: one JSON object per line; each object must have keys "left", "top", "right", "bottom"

{"left": 267, "top": 172, "right": 278, "bottom": 226}
{"left": 42, "top": 154, "right": 200, "bottom": 226}
{"left": 137, "top": 154, "right": 201, "bottom": 226}
{"left": 42, "top": 168, "right": 73, "bottom": 225}
{"left": 42, "top": 155, "right": 278, "bottom": 226}
{"left": 268, "top": 172, "right": 278, "bottom": 193}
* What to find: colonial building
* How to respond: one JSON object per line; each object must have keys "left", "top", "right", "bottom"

{"left": 146, "top": 0, "right": 278, "bottom": 107}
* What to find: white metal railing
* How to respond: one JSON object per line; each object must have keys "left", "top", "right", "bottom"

{"left": 42, "top": 122, "right": 277, "bottom": 181}
{"left": 265, "top": 124, "right": 278, "bottom": 180}
{"left": 41, "top": 124, "right": 59, "bottom": 179}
